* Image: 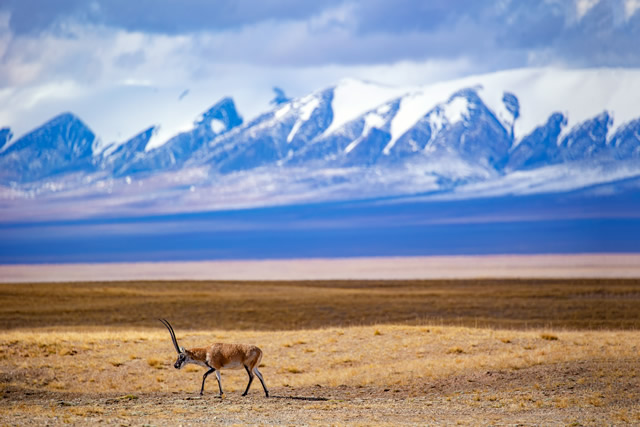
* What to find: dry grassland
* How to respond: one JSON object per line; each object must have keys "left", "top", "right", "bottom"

{"left": 1, "top": 279, "right": 639, "bottom": 330}
{"left": 1, "top": 279, "right": 640, "bottom": 425}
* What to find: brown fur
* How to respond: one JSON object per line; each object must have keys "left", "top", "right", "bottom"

{"left": 186, "top": 343, "right": 263, "bottom": 370}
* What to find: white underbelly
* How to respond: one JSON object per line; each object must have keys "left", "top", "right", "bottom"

{"left": 220, "top": 360, "right": 244, "bottom": 370}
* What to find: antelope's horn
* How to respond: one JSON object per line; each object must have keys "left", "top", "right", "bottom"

{"left": 159, "top": 318, "right": 181, "bottom": 354}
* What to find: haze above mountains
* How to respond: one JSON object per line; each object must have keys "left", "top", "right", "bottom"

{"left": 1, "top": 67, "right": 640, "bottom": 222}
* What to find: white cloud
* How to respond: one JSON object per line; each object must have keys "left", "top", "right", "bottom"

{"left": 575, "top": 0, "right": 601, "bottom": 20}
{"left": 624, "top": 0, "right": 640, "bottom": 18}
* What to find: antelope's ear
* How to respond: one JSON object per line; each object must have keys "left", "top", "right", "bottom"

{"left": 179, "top": 347, "right": 185, "bottom": 353}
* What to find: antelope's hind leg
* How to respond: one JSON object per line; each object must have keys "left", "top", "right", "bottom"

{"left": 242, "top": 365, "right": 255, "bottom": 396}
{"left": 254, "top": 367, "right": 269, "bottom": 397}
{"left": 215, "top": 369, "right": 224, "bottom": 396}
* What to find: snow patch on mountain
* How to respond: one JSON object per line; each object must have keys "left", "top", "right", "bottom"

{"left": 287, "top": 95, "right": 320, "bottom": 143}
{"left": 442, "top": 96, "right": 470, "bottom": 124}
{"left": 210, "top": 119, "right": 226, "bottom": 134}
{"left": 469, "top": 68, "right": 640, "bottom": 143}
{"left": 385, "top": 81, "right": 472, "bottom": 153}
{"left": 146, "top": 121, "right": 194, "bottom": 151}
{"left": 0, "top": 128, "right": 12, "bottom": 152}
{"left": 382, "top": 68, "right": 640, "bottom": 150}
{"left": 322, "top": 78, "right": 407, "bottom": 137}
{"left": 275, "top": 104, "right": 291, "bottom": 119}
{"left": 345, "top": 110, "right": 387, "bottom": 154}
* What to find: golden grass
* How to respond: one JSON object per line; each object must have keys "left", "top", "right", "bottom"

{"left": 4, "top": 323, "right": 638, "bottom": 425}
{"left": 1, "top": 279, "right": 639, "bottom": 425}
{"left": 1, "top": 324, "right": 638, "bottom": 393}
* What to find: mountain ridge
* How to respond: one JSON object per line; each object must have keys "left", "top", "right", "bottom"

{"left": 1, "top": 67, "right": 640, "bottom": 220}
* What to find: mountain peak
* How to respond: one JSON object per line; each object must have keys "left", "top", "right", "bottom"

{"left": 194, "top": 97, "right": 243, "bottom": 133}
{"left": 0, "top": 111, "right": 96, "bottom": 183}
{"left": 270, "top": 87, "right": 291, "bottom": 106}
{"left": 323, "top": 79, "right": 407, "bottom": 137}
{"left": 2, "top": 111, "right": 94, "bottom": 155}
{"left": 53, "top": 111, "right": 81, "bottom": 122}
{"left": 109, "top": 97, "right": 245, "bottom": 176}
{"left": 103, "top": 126, "right": 157, "bottom": 176}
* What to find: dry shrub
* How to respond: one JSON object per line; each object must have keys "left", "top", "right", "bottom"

{"left": 147, "top": 358, "right": 163, "bottom": 369}
{"left": 588, "top": 392, "right": 604, "bottom": 407}
{"left": 554, "top": 397, "right": 568, "bottom": 408}
{"left": 118, "top": 394, "right": 138, "bottom": 401}
{"left": 541, "top": 333, "right": 559, "bottom": 341}
{"left": 59, "top": 347, "right": 77, "bottom": 356}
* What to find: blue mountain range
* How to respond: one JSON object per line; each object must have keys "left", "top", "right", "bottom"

{"left": 1, "top": 70, "right": 640, "bottom": 215}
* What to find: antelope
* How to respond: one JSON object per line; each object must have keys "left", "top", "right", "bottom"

{"left": 159, "top": 319, "right": 269, "bottom": 397}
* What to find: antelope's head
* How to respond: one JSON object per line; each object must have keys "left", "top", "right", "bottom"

{"left": 159, "top": 318, "right": 187, "bottom": 369}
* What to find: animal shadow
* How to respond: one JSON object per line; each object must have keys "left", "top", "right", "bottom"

{"left": 270, "top": 395, "right": 328, "bottom": 401}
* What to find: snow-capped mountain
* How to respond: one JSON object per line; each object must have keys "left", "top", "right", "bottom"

{"left": 110, "top": 97, "right": 243, "bottom": 176}
{"left": 1, "top": 68, "right": 640, "bottom": 220}
{"left": 0, "top": 112, "right": 98, "bottom": 183}
{"left": 101, "top": 126, "right": 156, "bottom": 176}
{"left": 189, "top": 89, "right": 334, "bottom": 173}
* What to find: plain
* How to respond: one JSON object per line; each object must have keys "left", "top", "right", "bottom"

{"left": 1, "top": 279, "right": 639, "bottom": 425}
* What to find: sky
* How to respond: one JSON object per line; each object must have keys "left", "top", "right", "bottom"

{"left": 0, "top": 0, "right": 639, "bottom": 148}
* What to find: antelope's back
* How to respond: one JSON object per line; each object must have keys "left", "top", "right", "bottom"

{"left": 207, "top": 343, "right": 262, "bottom": 369}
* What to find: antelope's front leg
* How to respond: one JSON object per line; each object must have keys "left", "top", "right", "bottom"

{"left": 200, "top": 368, "right": 215, "bottom": 395}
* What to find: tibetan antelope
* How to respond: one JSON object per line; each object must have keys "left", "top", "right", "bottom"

{"left": 159, "top": 319, "right": 269, "bottom": 397}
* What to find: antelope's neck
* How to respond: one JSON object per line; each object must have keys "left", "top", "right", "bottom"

{"left": 185, "top": 348, "right": 209, "bottom": 367}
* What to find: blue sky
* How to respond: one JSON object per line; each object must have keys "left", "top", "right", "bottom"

{"left": 1, "top": 0, "right": 639, "bottom": 144}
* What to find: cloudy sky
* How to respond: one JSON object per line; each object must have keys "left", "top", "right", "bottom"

{"left": 1, "top": 0, "right": 639, "bottom": 146}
